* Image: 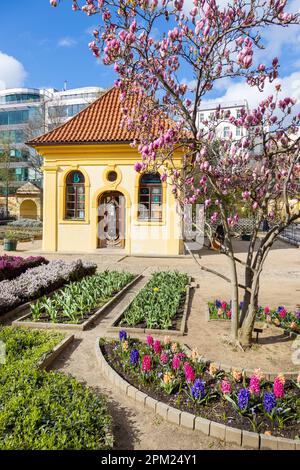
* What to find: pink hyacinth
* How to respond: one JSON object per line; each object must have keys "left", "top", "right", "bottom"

{"left": 160, "top": 352, "right": 168, "bottom": 364}
{"left": 184, "top": 362, "right": 195, "bottom": 382}
{"left": 153, "top": 340, "right": 162, "bottom": 354}
{"left": 264, "top": 306, "right": 270, "bottom": 315}
{"left": 146, "top": 335, "right": 154, "bottom": 347}
{"left": 221, "top": 301, "right": 227, "bottom": 310}
{"left": 249, "top": 374, "right": 260, "bottom": 395}
{"left": 279, "top": 308, "right": 287, "bottom": 319}
{"left": 221, "top": 379, "right": 231, "bottom": 394}
{"left": 273, "top": 376, "right": 285, "bottom": 398}
{"left": 142, "top": 355, "right": 152, "bottom": 372}
{"left": 226, "top": 310, "right": 232, "bottom": 319}
{"left": 172, "top": 354, "right": 181, "bottom": 370}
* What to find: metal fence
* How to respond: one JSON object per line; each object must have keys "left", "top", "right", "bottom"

{"left": 279, "top": 223, "right": 300, "bottom": 247}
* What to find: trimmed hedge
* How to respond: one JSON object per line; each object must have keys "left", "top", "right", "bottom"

{"left": 0, "top": 327, "right": 113, "bottom": 450}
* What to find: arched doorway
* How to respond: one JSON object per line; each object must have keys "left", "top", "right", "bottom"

{"left": 19, "top": 199, "right": 38, "bottom": 219}
{"left": 97, "top": 191, "right": 125, "bottom": 249}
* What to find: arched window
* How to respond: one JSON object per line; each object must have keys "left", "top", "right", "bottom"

{"left": 138, "top": 173, "right": 162, "bottom": 221}
{"left": 65, "top": 171, "right": 85, "bottom": 220}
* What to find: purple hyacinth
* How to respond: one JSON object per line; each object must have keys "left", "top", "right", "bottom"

{"left": 295, "top": 311, "right": 300, "bottom": 320}
{"left": 238, "top": 388, "right": 250, "bottom": 410}
{"left": 130, "top": 349, "right": 139, "bottom": 366}
{"left": 191, "top": 378, "right": 205, "bottom": 400}
{"left": 263, "top": 392, "right": 277, "bottom": 413}
{"left": 215, "top": 299, "right": 221, "bottom": 309}
{"left": 119, "top": 330, "right": 127, "bottom": 342}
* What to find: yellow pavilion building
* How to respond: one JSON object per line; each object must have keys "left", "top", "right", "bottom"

{"left": 28, "top": 87, "right": 183, "bottom": 255}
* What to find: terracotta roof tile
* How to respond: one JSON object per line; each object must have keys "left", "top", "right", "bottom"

{"left": 27, "top": 87, "right": 141, "bottom": 146}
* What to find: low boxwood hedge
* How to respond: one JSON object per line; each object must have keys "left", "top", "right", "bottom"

{"left": 0, "top": 327, "right": 113, "bottom": 450}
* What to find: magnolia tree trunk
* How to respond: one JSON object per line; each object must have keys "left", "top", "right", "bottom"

{"left": 229, "top": 255, "right": 239, "bottom": 341}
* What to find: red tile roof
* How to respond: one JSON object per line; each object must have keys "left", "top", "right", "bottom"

{"left": 28, "top": 87, "right": 143, "bottom": 146}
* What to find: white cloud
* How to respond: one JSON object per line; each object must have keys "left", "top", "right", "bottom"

{"left": 0, "top": 51, "right": 27, "bottom": 89}
{"left": 182, "top": 0, "right": 232, "bottom": 13}
{"left": 58, "top": 37, "right": 77, "bottom": 47}
{"left": 201, "top": 71, "right": 300, "bottom": 110}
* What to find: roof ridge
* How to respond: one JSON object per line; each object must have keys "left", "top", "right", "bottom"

{"left": 26, "top": 86, "right": 113, "bottom": 146}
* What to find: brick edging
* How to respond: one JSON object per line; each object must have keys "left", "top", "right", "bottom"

{"left": 95, "top": 338, "right": 300, "bottom": 450}
{"left": 37, "top": 334, "right": 74, "bottom": 370}
{"left": 12, "top": 274, "right": 142, "bottom": 331}
{"left": 107, "top": 278, "right": 192, "bottom": 337}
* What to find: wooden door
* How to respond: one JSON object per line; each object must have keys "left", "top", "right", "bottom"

{"left": 98, "top": 191, "right": 125, "bottom": 248}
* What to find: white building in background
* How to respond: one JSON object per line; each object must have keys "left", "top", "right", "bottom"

{"left": 0, "top": 86, "right": 105, "bottom": 197}
{"left": 197, "top": 99, "right": 250, "bottom": 140}
{"left": 197, "top": 99, "right": 265, "bottom": 156}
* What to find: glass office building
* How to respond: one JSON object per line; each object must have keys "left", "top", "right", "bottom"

{"left": 0, "top": 86, "right": 104, "bottom": 197}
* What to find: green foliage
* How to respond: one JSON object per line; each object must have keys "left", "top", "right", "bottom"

{"left": 29, "top": 270, "right": 135, "bottom": 323}
{"left": 0, "top": 327, "right": 113, "bottom": 450}
{"left": 120, "top": 271, "right": 189, "bottom": 329}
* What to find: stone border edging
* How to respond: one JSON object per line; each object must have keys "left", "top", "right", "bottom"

{"left": 107, "top": 278, "right": 192, "bottom": 337}
{"left": 12, "top": 274, "right": 142, "bottom": 331}
{"left": 95, "top": 338, "right": 300, "bottom": 450}
{"left": 37, "top": 334, "right": 74, "bottom": 370}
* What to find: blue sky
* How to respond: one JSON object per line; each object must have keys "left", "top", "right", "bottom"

{"left": 0, "top": 0, "right": 300, "bottom": 108}
{"left": 0, "top": 0, "right": 113, "bottom": 91}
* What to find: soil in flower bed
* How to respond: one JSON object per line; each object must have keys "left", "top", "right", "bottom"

{"left": 117, "top": 271, "right": 189, "bottom": 330}
{"left": 101, "top": 339, "right": 300, "bottom": 439}
{"left": 25, "top": 271, "right": 135, "bottom": 324}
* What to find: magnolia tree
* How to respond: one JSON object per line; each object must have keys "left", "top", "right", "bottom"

{"left": 52, "top": 0, "right": 300, "bottom": 347}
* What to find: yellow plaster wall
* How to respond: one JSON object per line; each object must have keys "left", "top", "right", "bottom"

{"left": 38, "top": 144, "right": 183, "bottom": 255}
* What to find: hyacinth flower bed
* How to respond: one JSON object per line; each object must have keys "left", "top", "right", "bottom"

{"left": 0, "top": 327, "right": 113, "bottom": 450}
{"left": 118, "top": 271, "right": 189, "bottom": 330}
{"left": 0, "top": 255, "right": 48, "bottom": 281}
{"left": 101, "top": 332, "right": 300, "bottom": 439}
{"left": 0, "top": 259, "right": 96, "bottom": 315}
{"left": 208, "top": 300, "right": 300, "bottom": 335}
{"left": 26, "top": 271, "right": 135, "bottom": 324}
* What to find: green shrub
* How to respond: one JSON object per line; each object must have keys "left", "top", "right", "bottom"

{"left": 0, "top": 327, "right": 113, "bottom": 450}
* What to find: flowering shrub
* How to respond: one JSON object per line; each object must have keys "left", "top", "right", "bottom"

{"left": 103, "top": 332, "right": 300, "bottom": 437}
{"left": 0, "top": 255, "right": 48, "bottom": 281}
{"left": 119, "top": 271, "right": 189, "bottom": 330}
{"left": 209, "top": 300, "right": 300, "bottom": 334}
{"left": 0, "top": 259, "right": 97, "bottom": 315}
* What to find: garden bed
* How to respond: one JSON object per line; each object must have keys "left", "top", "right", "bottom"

{"left": 99, "top": 333, "right": 300, "bottom": 443}
{"left": 0, "top": 259, "right": 97, "bottom": 317}
{"left": 0, "top": 326, "right": 113, "bottom": 450}
{"left": 207, "top": 300, "right": 299, "bottom": 337}
{"left": 108, "top": 271, "right": 190, "bottom": 336}
{"left": 14, "top": 271, "right": 140, "bottom": 330}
